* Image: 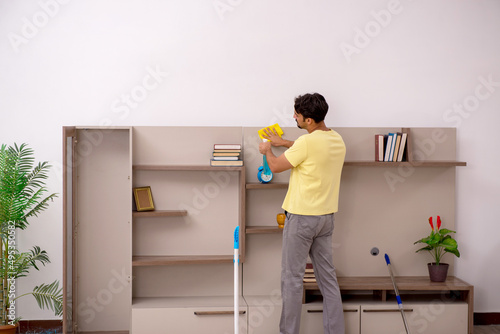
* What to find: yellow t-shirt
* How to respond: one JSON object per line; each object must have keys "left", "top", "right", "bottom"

{"left": 282, "top": 129, "right": 346, "bottom": 215}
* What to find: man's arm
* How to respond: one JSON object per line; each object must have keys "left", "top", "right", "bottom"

{"left": 258, "top": 141, "right": 293, "bottom": 173}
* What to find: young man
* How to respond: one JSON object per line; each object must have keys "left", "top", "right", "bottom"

{"left": 259, "top": 93, "right": 346, "bottom": 334}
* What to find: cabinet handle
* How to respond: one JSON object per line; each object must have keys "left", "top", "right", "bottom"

{"left": 363, "top": 309, "right": 413, "bottom": 313}
{"left": 307, "top": 309, "right": 358, "bottom": 313}
{"left": 194, "top": 311, "right": 246, "bottom": 316}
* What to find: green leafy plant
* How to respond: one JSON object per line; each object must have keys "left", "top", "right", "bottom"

{"left": 0, "top": 143, "right": 61, "bottom": 326}
{"left": 414, "top": 215, "right": 460, "bottom": 265}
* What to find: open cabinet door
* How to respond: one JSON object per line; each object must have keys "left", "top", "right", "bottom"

{"left": 62, "top": 126, "right": 76, "bottom": 333}
{"left": 63, "top": 127, "right": 132, "bottom": 334}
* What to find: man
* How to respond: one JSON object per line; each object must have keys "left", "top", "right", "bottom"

{"left": 259, "top": 93, "right": 346, "bottom": 334}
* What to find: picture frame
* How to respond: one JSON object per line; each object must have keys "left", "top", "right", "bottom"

{"left": 133, "top": 186, "right": 155, "bottom": 211}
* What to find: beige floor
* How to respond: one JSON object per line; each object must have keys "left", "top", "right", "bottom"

{"left": 475, "top": 326, "right": 500, "bottom": 334}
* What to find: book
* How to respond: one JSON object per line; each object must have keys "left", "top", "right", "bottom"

{"left": 397, "top": 132, "right": 408, "bottom": 162}
{"left": 213, "top": 148, "right": 241, "bottom": 152}
{"left": 213, "top": 151, "right": 241, "bottom": 157}
{"left": 213, "top": 144, "right": 241, "bottom": 150}
{"left": 383, "top": 135, "right": 393, "bottom": 161}
{"left": 304, "top": 263, "right": 315, "bottom": 283}
{"left": 212, "top": 156, "right": 239, "bottom": 161}
{"left": 387, "top": 133, "right": 398, "bottom": 161}
{"left": 210, "top": 159, "right": 243, "bottom": 166}
{"left": 392, "top": 133, "right": 402, "bottom": 162}
{"left": 304, "top": 273, "right": 315, "bottom": 281}
{"left": 211, "top": 144, "right": 242, "bottom": 166}
{"left": 375, "top": 134, "right": 384, "bottom": 162}
{"left": 303, "top": 277, "right": 317, "bottom": 283}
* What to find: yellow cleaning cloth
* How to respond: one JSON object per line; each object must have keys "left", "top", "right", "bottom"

{"left": 258, "top": 123, "right": 284, "bottom": 140}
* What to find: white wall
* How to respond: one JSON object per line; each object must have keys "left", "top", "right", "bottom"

{"left": 0, "top": 0, "right": 499, "bottom": 319}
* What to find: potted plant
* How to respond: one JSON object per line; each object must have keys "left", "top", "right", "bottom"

{"left": 414, "top": 215, "right": 460, "bottom": 282}
{"left": 0, "top": 143, "right": 62, "bottom": 332}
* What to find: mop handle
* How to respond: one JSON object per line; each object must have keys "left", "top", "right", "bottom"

{"left": 385, "top": 254, "right": 412, "bottom": 334}
{"left": 384, "top": 254, "right": 402, "bottom": 300}
{"left": 234, "top": 226, "right": 240, "bottom": 334}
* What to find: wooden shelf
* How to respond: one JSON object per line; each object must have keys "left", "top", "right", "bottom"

{"left": 133, "top": 210, "right": 188, "bottom": 218}
{"left": 304, "top": 276, "right": 474, "bottom": 302}
{"left": 133, "top": 165, "right": 244, "bottom": 171}
{"left": 246, "top": 226, "right": 283, "bottom": 234}
{"left": 132, "top": 255, "right": 233, "bottom": 266}
{"left": 309, "top": 276, "right": 473, "bottom": 292}
{"left": 245, "top": 162, "right": 467, "bottom": 190}
{"left": 246, "top": 182, "right": 288, "bottom": 189}
{"left": 134, "top": 162, "right": 466, "bottom": 172}
{"left": 343, "top": 160, "right": 466, "bottom": 167}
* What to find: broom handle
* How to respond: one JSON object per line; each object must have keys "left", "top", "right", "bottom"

{"left": 385, "top": 254, "right": 411, "bottom": 334}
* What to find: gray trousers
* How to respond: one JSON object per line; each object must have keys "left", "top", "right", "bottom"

{"left": 280, "top": 213, "right": 345, "bottom": 334}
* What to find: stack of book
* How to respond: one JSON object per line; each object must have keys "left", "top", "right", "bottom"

{"left": 303, "top": 263, "right": 316, "bottom": 283}
{"left": 375, "top": 132, "right": 408, "bottom": 162}
{"left": 210, "top": 144, "right": 243, "bottom": 166}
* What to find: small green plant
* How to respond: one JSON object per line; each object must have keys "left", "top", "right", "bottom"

{"left": 414, "top": 215, "right": 460, "bottom": 265}
{"left": 0, "top": 143, "right": 62, "bottom": 326}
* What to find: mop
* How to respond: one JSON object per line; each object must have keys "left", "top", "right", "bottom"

{"left": 234, "top": 226, "right": 240, "bottom": 334}
{"left": 384, "top": 254, "right": 411, "bottom": 334}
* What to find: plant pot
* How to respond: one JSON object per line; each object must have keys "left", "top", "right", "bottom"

{"left": 0, "top": 323, "right": 19, "bottom": 334}
{"left": 427, "top": 263, "right": 449, "bottom": 282}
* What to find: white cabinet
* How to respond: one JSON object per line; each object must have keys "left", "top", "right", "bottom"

{"left": 244, "top": 295, "right": 282, "bottom": 334}
{"left": 296, "top": 300, "right": 468, "bottom": 334}
{"left": 360, "top": 301, "right": 468, "bottom": 334}
{"left": 131, "top": 297, "right": 247, "bottom": 334}
{"left": 244, "top": 298, "right": 360, "bottom": 334}
{"left": 300, "top": 301, "right": 360, "bottom": 334}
